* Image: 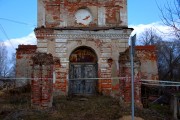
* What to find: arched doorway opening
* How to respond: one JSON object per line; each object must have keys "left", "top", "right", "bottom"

{"left": 69, "top": 46, "right": 98, "bottom": 95}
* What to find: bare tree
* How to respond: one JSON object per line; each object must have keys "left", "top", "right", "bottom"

{"left": 8, "top": 53, "right": 16, "bottom": 77}
{"left": 139, "top": 28, "right": 162, "bottom": 45}
{"left": 157, "top": 40, "right": 180, "bottom": 81}
{"left": 138, "top": 28, "right": 180, "bottom": 81}
{"left": 158, "top": 0, "right": 180, "bottom": 39}
{"left": 156, "top": 0, "right": 180, "bottom": 80}
{"left": 0, "top": 42, "right": 9, "bottom": 77}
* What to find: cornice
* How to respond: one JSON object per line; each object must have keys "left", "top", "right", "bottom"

{"left": 34, "top": 27, "right": 132, "bottom": 39}
{"left": 35, "top": 33, "right": 130, "bottom": 39}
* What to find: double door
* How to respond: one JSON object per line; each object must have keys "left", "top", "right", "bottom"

{"left": 69, "top": 63, "right": 97, "bottom": 95}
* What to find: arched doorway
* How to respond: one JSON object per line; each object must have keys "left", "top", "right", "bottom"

{"left": 69, "top": 46, "right": 98, "bottom": 95}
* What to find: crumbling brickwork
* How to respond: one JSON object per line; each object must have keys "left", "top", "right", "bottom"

{"left": 136, "top": 46, "right": 159, "bottom": 80}
{"left": 118, "top": 46, "right": 159, "bottom": 106}
{"left": 31, "top": 53, "right": 54, "bottom": 109}
{"left": 16, "top": 0, "right": 159, "bottom": 107}
{"left": 35, "top": 0, "right": 131, "bottom": 96}
{"left": 16, "top": 45, "right": 37, "bottom": 78}
{"left": 119, "top": 49, "right": 142, "bottom": 106}
{"left": 38, "top": 0, "right": 127, "bottom": 28}
{"left": 16, "top": 45, "right": 37, "bottom": 87}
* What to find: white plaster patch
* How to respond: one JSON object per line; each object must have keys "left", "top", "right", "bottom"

{"left": 56, "top": 48, "right": 67, "bottom": 53}
{"left": 75, "top": 9, "right": 92, "bottom": 25}
{"left": 37, "top": 48, "right": 47, "bottom": 53}
{"left": 101, "top": 53, "right": 111, "bottom": 58}
{"left": 98, "top": 7, "right": 106, "bottom": 26}
{"left": 56, "top": 53, "right": 67, "bottom": 58}
{"left": 37, "top": 43, "right": 47, "bottom": 48}
{"left": 55, "top": 39, "right": 67, "bottom": 43}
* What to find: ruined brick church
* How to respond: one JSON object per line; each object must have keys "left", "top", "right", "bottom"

{"left": 16, "top": 0, "right": 158, "bottom": 108}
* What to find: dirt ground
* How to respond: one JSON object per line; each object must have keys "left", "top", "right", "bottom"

{"left": 119, "top": 116, "right": 144, "bottom": 120}
{"left": 0, "top": 90, "right": 171, "bottom": 120}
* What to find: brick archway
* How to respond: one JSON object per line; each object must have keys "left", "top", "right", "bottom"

{"left": 69, "top": 46, "right": 98, "bottom": 95}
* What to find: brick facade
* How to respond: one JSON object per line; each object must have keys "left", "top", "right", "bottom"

{"left": 15, "top": 0, "right": 159, "bottom": 108}
{"left": 35, "top": 0, "right": 132, "bottom": 97}
{"left": 31, "top": 53, "right": 54, "bottom": 109}
{"left": 136, "top": 46, "right": 159, "bottom": 80}
{"left": 16, "top": 45, "right": 37, "bottom": 78}
{"left": 119, "top": 49, "right": 142, "bottom": 106}
{"left": 37, "top": 0, "right": 127, "bottom": 28}
{"left": 16, "top": 45, "right": 37, "bottom": 87}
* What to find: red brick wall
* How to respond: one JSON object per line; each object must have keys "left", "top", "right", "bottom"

{"left": 136, "top": 46, "right": 159, "bottom": 80}
{"left": 119, "top": 50, "right": 142, "bottom": 106}
{"left": 16, "top": 45, "right": 37, "bottom": 87}
{"left": 53, "top": 58, "right": 67, "bottom": 95}
{"left": 16, "top": 45, "right": 37, "bottom": 78}
{"left": 41, "top": 0, "right": 126, "bottom": 27}
{"left": 31, "top": 53, "right": 54, "bottom": 109}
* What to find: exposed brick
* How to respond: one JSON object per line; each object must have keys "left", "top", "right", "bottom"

{"left": 31, "top": 53, "right": 54, "bottom": 109}
{"left": 16, "top": 0, "right": 159, "bottom": 109}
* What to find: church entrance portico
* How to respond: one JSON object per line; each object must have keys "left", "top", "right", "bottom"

{"left": 69, "top": 46, "right": 98, "bottom": 95}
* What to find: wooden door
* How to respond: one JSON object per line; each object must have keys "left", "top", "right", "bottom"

{"left": 69, "top": 63, "right": 97, "bottom": 95}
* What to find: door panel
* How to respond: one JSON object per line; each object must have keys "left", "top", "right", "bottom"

{"left": 70, "top": 64, "right": 84, "bottom": 94}
{"left": 69, "top": 63, "right": 97, "bottom": 95}
{"left": 84, "top": 64, "right": 96, "bottom": 94}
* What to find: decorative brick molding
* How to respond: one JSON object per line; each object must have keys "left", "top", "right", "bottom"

{"left": 34, "top": 27, "right": 131, "bottom": 39}
{"left": 31, "top": 52, "right": 54, "bottom": 109}
{"left": 36, "top": 33, "right": 130, "bottom": 39}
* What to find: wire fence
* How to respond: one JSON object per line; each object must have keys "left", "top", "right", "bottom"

{"left": 141, "top": 79, "right": 180, "bottom": 87}
{"left": 1, "top": 77, "right": 180, "bottom": 91}
{"left": 0, "top": 77, "right": 180, "bottom": 109}
{"left": 0, "top": 78, "right": 30, "bottom": 91}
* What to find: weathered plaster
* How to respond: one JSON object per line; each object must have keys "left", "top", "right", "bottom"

{"left": 15, "top": 0, "right": 159, "bottom": 108}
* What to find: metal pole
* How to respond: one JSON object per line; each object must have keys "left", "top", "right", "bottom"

{"left": 130, "top": 35, "right": 136, "bottom": 120}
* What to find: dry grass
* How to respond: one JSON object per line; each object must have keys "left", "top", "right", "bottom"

{"left": 0, "top": 89, "right": 171, "bottom": 120}
{"left": 51, "top": 96, "right": 122, "bottom": 120}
